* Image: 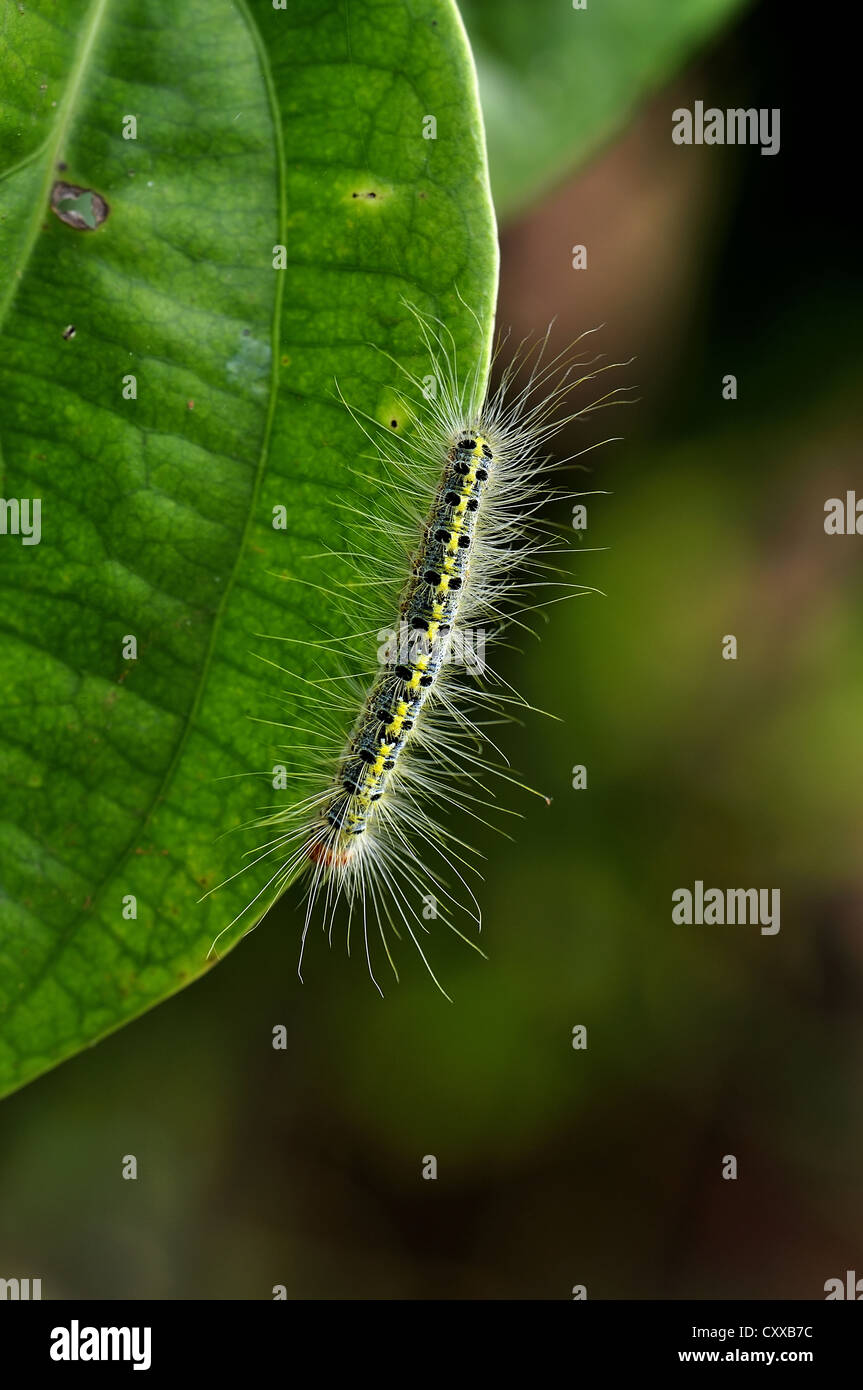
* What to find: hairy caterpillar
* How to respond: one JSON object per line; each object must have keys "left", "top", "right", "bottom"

{"left": 208, "top": 303, "right": 619, "bottom": 996}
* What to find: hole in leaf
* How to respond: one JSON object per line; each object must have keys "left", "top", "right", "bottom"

{"left": 51, "top": 181, "right": 109, "bottom": 230}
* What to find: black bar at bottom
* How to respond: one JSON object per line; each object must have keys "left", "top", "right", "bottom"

{"left": 1, "top": 1299, "right": 859, "bottom": 1374}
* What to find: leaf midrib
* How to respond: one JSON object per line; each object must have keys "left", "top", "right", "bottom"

{"left": 1, "top": 0, "right": 287, "bottom": 1035}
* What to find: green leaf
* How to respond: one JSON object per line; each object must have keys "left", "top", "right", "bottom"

{"left": 0, "top": 0, "right": 497, "bottom": 1099}
{"left": 459, "top": 0, "right": 751, "bottom": 219}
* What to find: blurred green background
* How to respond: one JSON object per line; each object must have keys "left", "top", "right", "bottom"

{"left": 2, "top": 0, "right": 861, "bottom": 1298}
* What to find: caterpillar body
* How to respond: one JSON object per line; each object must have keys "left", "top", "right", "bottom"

{"left": 210, "top": 305, "right": 617, "bottom": 995}
{"left": 312, "top": 429, "right": 492, "bottom": 865}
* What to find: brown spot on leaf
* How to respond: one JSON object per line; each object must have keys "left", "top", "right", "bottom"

{"left": 51, "top": 181, "right": 109, "bottom": 230}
